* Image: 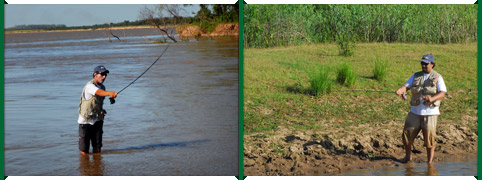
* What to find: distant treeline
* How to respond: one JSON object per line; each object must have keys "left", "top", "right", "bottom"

{"left": 5, "top": 17, "right": 202, "bottom": 31}
{"left": 7, "top": 24, "right": 67, "bottom": 30}
{"left": 244, "top": 4, "right": 478, "bottom": 48}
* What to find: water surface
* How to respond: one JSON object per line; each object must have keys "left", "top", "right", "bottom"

{"left": 4, "top": 28, "right": 238, "bottom": 175}
{"left": 341, "top": 159, "right": 477, "bottom": 176}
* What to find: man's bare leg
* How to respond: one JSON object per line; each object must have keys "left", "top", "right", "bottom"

{"left": 93, "top": 148, "right": 101, "bottom": 153}
{"left": 402, "top": 144, "right": 412, "bottom": 163}
{"left": 427, "top": 147, "right": 435, "bottom": 164}
{"left": 80, "top": 151, "right": 88, "bottom": 155}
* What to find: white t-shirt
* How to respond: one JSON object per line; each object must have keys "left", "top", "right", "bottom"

{"left": 78, "top": 83, "right": 101, "bottom": 125}
{"left": 404, "top": 73, "right": 447, "bottom": 116}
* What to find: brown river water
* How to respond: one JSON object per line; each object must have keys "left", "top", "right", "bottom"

{"left": 4, "top": 28, "right": 238, "bottom": 175}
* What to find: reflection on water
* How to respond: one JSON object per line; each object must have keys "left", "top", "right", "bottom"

{"left": 342, "top": 159, "right": 477, "bottom": 176}
{"left": 5, "top": 28, "right": 238, "bottom": 175}
{"left": 79, "top": 154, "right": 104, "bottom": 176}
{"left": 404, "top": 163, "right": 438, "bottom": 176}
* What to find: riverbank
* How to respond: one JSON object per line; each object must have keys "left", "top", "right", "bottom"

{"left": 244, "top": 123, "right": 477, "bottom": 175}
{"left": 177, "top": 23, "right": 239, "bottom": 38}
{"left": 243, "top": 43, "right": 478, "bottom": 175}
{"left": 4, "top": 25, "right": 153, "bottom": 34}
{"left": 5, "top": 23, "right": 239, "bottom": 38}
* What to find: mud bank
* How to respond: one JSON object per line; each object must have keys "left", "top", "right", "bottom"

{"left": 244, "top": 122, "right": 477, "bottom": 175}
{"left": 177, "top": 23, "right": 239, "bottom": 38}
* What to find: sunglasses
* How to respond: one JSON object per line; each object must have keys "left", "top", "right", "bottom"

{"left": 97, "top": 72, "right": 108, "bottom": 76}
{"left": 421, "top": 62, "right": 430, "bottom": 66}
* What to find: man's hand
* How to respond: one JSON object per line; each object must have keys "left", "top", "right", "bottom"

{"left": 423, "top": 96, "right": 433, "bottom": 103}
{"left": 424, "top": 91, "right": 445, "bottom": 103}
{"left": 396, "top": 86, "right": 408, "bottom": 98}
{"left": 102, "top": 109, "right": 107, "bottom": 115}
{"left": 110, "top": 91, "right": 118, "bottom": 98}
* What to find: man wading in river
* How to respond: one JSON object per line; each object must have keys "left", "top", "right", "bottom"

{"left": 78, "top": 65, "right": 117, "bottom": 155}
{"left": 395, "top": 54, "right": 447, "bottom": 164}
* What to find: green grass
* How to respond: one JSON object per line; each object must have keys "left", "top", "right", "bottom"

{"left": 336, "top": 63, "right": 356, "bottom": 86}
{"left": 244, "top": 43, "right": 478, "bottom": 134}
{"left": 309, "top": 67, "right": 334, "bottom": 96}
{"left": 373, "top": 56, "right": 388, "bottom": 82}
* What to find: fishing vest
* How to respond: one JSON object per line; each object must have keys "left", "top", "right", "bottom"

{"left": 410, "top": 71, "right": 442, "bottom": 107}
{"left": 79, "top": 79, "right": 105, "bottom": 120}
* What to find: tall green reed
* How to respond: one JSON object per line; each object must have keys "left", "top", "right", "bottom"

{"left": 310, "top": 67, "right": 333, "bottom": 96}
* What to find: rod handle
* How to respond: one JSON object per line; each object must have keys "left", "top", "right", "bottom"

{"left": 109, "top": 98, "right": 116, "bottom": 104}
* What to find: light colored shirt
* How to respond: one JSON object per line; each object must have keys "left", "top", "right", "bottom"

{"left": 78, "top": 83, "right": 100, "bottom": 125}
{"left": 404, "top": 73, "right": 447, "bottom": 116}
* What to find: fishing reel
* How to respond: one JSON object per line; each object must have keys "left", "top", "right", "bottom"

{"left": 109, "top": 98, "right": 116, "bottom": 104}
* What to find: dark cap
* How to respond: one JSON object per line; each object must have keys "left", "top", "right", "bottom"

{"left": 94, "top": 65, "right": 109, "bottom": 74}
{"left": 420, "top": 54, "right": 434, "bottom": 64}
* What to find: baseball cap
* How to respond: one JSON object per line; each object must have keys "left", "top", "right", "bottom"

{"left": 94, "top": 65, "right": 109, "bottom": 74}
{"left": 421, "top": 54, "right": 434, "bottom": 64}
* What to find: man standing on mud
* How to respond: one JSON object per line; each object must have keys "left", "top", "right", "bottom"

{"left": 395, "top": 54, "right": 447, "bottom": 164}
{"left": 78, "top": 65, "right": 117, "bottom": 155}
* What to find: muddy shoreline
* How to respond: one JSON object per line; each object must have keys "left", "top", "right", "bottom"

{"left": 244, "top": 121, "right": 477, "bottom": 175}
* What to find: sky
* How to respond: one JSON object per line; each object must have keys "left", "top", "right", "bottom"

{"left": 4, "top": 4, "right": 201, "bottom": 28}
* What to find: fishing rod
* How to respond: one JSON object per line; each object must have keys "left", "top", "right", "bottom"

{"left": 109, "top": 44, "right": 170, "bottom": 104}
{"left": 330, "top": 89, "right": 407, "bottom": 100}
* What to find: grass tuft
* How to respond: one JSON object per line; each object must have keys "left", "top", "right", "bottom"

{"left": 309, "top": 67, "right": 333, "bottom": 96}
{"left": 336, "top": 63, "right": 356, "bottom": 86}
{"left": 373, "top": 57, "right": 388, "bottom": 82}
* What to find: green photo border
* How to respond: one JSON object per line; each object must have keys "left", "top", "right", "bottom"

{"left": 237, "top": 1, "right": 245, "bottom": 179}
{"left": 477, "top": 1, "right": 480, "bottom": 179}
{"left": 1, "top": 1, "right": 5, "bottom": 179}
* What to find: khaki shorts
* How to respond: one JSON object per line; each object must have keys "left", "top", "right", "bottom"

{"left": 402, "top": 112, "right": 438, "bottom": 148}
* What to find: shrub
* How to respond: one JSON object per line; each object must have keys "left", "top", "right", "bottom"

{"left": 336, "top": 33, "right": 356, "bottom": 57}
{"left": 373, "top": 57, "right": 388, "bottom": 81}
{"left": 310, "top": 67, "right": 333, "bottom": 96}
{"left": 336, "top": 63, "right": 356, "bottom": 86}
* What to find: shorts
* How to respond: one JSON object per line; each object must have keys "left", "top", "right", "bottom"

{"left": 402, "top": 112, "right": 438, "bottom": 148}
{"left": 79, "top": 120, "right": 104, "bottom": 153}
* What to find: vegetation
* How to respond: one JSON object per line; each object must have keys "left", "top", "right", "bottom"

{"left": 244, "top": 4, "right": 478, "bottom": 48}
{"left": 336, "top": 63, "right": 356, "bottom": 87}
{"left": 193, "top": 4, "right": 238, "bottom": 33}
{"left": 244, "top": 43, "right": 477, "bottom": 133}
{"left": 309, "top": 67, "right": 333, "bottom": 96}
{"left": 373, "top": 57, "right": 388, "bottom": 82}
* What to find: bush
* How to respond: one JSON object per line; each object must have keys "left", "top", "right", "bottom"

{"left": 336, "top": 33, "right": 356, "bottom": 57}
{"left": 310, "top": 67, "right": 333, "bottom": 96}
{"left": 373, "top": 57, "right": 388, "bottom": 81}
{"left": 336, "top": 63, "right": 356, "bottom": 86}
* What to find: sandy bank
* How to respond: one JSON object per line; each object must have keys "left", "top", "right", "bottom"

{"left": 244, "top": 120, "right": 477, "bottom": 175}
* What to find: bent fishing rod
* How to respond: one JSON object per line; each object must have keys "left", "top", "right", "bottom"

{"left": 109, "top": 44, "right": 170, "bottom": 104}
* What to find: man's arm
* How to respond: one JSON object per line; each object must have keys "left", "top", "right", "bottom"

{"left": 424, "top": 91, "right": 445, "bottom": 102}
{"left": 95, "top": 89, "right": 117, "bottom": 98}
{"left": 425, "top": 75, "right": 447, "bottom": 102}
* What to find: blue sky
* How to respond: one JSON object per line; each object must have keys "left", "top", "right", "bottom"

{"left": 4, "top": 4, "right": 200, "bottom": 28}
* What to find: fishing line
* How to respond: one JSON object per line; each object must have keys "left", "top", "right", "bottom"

{"left": 329, "top": 89, "right": 406, "bottom": 99}
{"left": 109, "top": 43, "right": 170, "bottom": 104}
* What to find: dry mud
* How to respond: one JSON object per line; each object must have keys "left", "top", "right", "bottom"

{"left": 244, "top": 121, "right": 477, "bottom": 175}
